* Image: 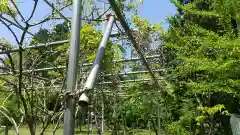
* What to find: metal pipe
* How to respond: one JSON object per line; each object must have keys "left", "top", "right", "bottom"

{"left": 0, "top": 33, "right": 122, "bottom": 55}
{"left": 98, "top": 78, "right": 163, "bottom": 84}
{"left": 1, "top": 69, "right": 164, "bottom": 76}
{"left": 23, "top": 77, "right": 162, "bottom": 90}
{"left": 21, "top": 69, "right": 162, "bottom": 90}
{"left": 84, "top": 16, "right": 115, "bottom": 90}
{"left": 0, "top": 40, "right": 69, "bottom": 54}
{"left": 102, "top": 69, "right": 164, "bottom": 77}
{"left": 0, "top": 69, "right": 164, "bottom": 88}
{"left": 113, "top": 55, "right": 161, "bottom": 63}
{"left": 0, "top": 55, "right": 161, "bottom": 74}
{"left": 63, "top": 0, "right": 82, "bottom": 134}
{"left": 26, "top": 55, "right": 160, "bottom": 72}
{"left": 23, "top": 78, "right": 163, "bottom": 92}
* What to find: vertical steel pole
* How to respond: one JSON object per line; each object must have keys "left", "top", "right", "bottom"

{"left": 63, "top": 0, "right": 82, "bottom": 134}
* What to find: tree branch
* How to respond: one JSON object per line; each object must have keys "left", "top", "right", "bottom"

{"left": 6, "top": 6, "right": 23, "bottom": 28}
{"left": 43, "top": 0, "right": 70, "bottom": 22}
{"left": 39, "top": 76, "right": 66, "bottom": 134}
{"left": 29, "top": 16, "right": 51, "bottom": 27}
{"left": 26, "top": 0, "right": 39, "bottom": 22}
{"left": 10, "top": 0, "right": 25, "bottom": 21}
{"left": 0, "top": 15, "right": 34, "bottom": 36}
{"left": 6, "top": 53, "right": 15, "bottom": 74}
{"left": 0, "top": 19, "right": 20, "bottom": 44}
{"left": 29, "top": 1, "right": 71, "bottom": 27}
{"left": 17, "top": 20, "right": 37, "bottom": 134}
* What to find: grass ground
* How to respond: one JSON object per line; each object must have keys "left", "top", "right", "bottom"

{"left": 7, "top": 127, "right": 110, "bottom": 135}
{"left": 5, "top": 126, "right": 154, "bottom": 135}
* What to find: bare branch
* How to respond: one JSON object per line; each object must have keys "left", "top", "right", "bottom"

{"left": 6, "top": 53, "right": 15, "bottom": 74}
{"left": 0, "top": 19, "right": 20, "bottom": 44}
{"left": 0, "top": 42, "right": 16, "bottom": 73}
{"left": 17, "top": 21, "right": 37, "bottom": 134}
{"left": 26, "top": 0, "right": 39, "bottom": 22}
{"left": 0, "top": 76, "right": 17, "bottom": 87}
{"left": 30, "top": 1, "right": 71, "bottom": 27}
{"left": 94, "top": 7, "right": 111, "bottom": 20}
{"left": 0, "top": 57, "right": 7, "bottom": 66}
{"left": 0, "top": 15, "right": 34, "bottom": 36}
{"left": 6, "top": 6, "right": 23, "bottom": 28}
{"left": 10, "top": 0, "right": 25, "bottom": 21}
{"left": 43, "top": 0, "right": 70, "bottom": 22}
{"left": 52, "top": 112, "right": 64, "bottom": 135}
{"left": 29, "top": 16, "right": 51, "bottom": 27}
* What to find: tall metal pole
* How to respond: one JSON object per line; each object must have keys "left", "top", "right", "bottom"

{"left": 63, "top": 0, "right": 82, "bottom": 134}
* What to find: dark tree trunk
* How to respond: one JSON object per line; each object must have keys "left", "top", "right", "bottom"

{"left": 151, "top": 118, "right": 159, "bottom": 135}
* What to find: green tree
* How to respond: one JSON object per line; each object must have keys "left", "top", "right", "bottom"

{"left": 160, "top": 0, "right": 240, "bottom": 134}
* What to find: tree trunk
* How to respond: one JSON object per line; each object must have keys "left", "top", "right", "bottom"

{"left": 151, "top": 118, "right": 158, "bottom": 135}
{"left": 27, "top": 117, "right": 36, "bottom": 135}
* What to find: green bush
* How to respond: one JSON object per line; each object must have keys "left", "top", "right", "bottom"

{"left": 167, "top": 122, "right": 189, "bottom": 135}
{"left": 0, "top": 93, "right": 21, "bottom": 126}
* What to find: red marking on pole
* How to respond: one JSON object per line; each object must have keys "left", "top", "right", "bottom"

{"left": 106, "top": 14, "right": 111, "bottom": 22}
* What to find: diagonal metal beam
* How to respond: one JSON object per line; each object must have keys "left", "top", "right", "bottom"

{"left": 108, "top": 0, "right": 163, "bottom": 89}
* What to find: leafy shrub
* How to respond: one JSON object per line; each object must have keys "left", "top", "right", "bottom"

{"left": 167, "top": 122, "right": 190, "bottom": 135}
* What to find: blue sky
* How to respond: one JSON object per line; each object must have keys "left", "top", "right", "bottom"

{"left": 0, "top": 0, "right": 176, "bottom": 45}
{"left": 139, "top": 0, "right": 176, "bottom": 29}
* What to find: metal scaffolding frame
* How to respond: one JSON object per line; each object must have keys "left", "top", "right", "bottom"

{"left": 0, "top": 1, "right": 165, "bottom": 135}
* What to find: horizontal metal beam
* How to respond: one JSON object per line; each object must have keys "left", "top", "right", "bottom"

{"left": 25, "top": 55, "right": 160, "bottom": 72}
{"left": 0, "top": 32, "right": 122, "bottom": 55}
{"left": 102, "top": 69, "right": 164, "bottom": 77}
{"left": 0, "top": 69, "right": 163, "bottom": 86}
{"left": 0, "top": 55, "right": 161, "bottom": 74}
{"left": 98, "top": 78, "right": 163, "bottom": 85}
{"left": 113, "top": 55, "right": 161, "bottom": 63}
{"left": 22, "top": 78, "right": 163, "bottom": 91}
{"left": 0, "top": 40, "right": 68, "bottom": 55}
